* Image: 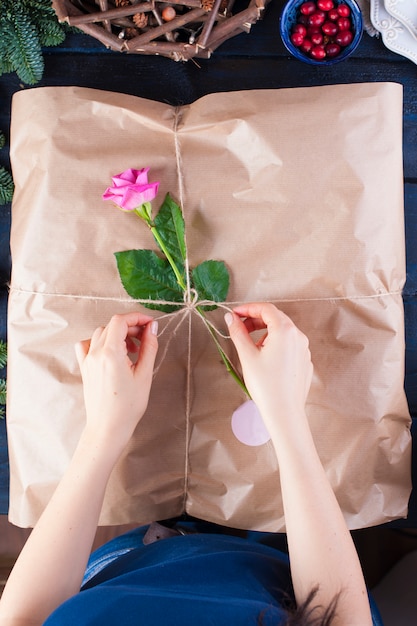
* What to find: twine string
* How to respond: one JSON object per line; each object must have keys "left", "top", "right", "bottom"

{"left": 149, "top": 289, "right": 235, "bottom": 379}
{"left": 173, "top": 106, "right": 192, "bottom": 512}
{"left": 168, "top": 108, "right": 240, "bottom": 511}
{"left": 9, "top": 286, "right": 399, "bottom": 305}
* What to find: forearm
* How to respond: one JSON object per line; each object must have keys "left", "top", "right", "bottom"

{"left": 0, "top": 428, "right": 121, "bottom": 626}
{"left": 268, "top": 411, "right": 372, "bottom": 626}
{"left": 225, "top": 304, "right": 372, "bottom": 623}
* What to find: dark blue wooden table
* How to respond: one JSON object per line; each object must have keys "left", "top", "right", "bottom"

{"left": 1, "top": 0, "right": 416, "bottom": 523}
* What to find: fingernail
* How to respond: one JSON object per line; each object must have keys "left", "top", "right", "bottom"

{"left": 151, "top": 320, "right": 159, "bottom": 336}
{"left": 224, "top": 312, "right": 233, "bottom": 327}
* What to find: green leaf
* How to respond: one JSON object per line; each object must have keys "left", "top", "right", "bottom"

{"left": 192, "top": 260, "right": 230, "bottom": 310}
{"left": 153, "top": 193, "right": 187, "bottom": 269}
{"left": 0, "top": 132, "right": 5, "bottom": 150}
{"left": 0, "top": 167, "right": 14, "bottom": 204}
{"left": 115, "top": 249, "right": 184, "bottom": 313}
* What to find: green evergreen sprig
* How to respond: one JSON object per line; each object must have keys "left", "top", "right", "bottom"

{"left": 0, "top": 0, "right": 67, "bottom": 85}
{"left": 0, "top": 131, "right": 14, "bottom": 205}
{"left": 0, "top": 340, "right": 6, "bottom": 419}
{"left": 0, "top": 129, "right": 10, "bottom": 417}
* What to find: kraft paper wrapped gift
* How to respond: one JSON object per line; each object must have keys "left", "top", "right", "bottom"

{"left": 7, "top": 83, "right": 411, "bottom": 530}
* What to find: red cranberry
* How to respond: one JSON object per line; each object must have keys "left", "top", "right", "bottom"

{"left": 291, "top": 32, "right": 305, "bottom": 46}
{"left": 325, "top": 42, "right": 341, "bottom": 56}
{"left": 337, "top": 3, "right": 351, "bottom": 16}
{"left": 327, "top": 7, "right": 339, "bottom": 19}
{"left": 317, "top": 0, "right": 334, "bottom": 9}
{"left": 308, "top": 10, "right": 326, "bottom": 25}
{"left": 310, "top": 44, "right": 326, "bottom": 59}
{"left": 335, "top": 29, "right": 353, "bottom": 45}
{"left": 311, "top": 31, "right": 324, "bottom": 44}
{"left": 322, "top": 20, "right": 338, "bottom": 35}
{"left": 337, "top": 16, "right": 351, "bottom": 30}
{"left": 300, "top": 38, "right": 313, "bottom": 52}
{"left": 300, "top": 1, "right": 316, "bottom": 14}
{"left": 293, "top": 23, "right": 308, "bottom": 35}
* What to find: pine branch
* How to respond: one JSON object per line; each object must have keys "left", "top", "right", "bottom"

{"left": 0, "top": 379, "right": 6, "bottom": 405}
{"left": 0, "top": 0, "right": 70, "bottom": 84}
{"left": 0, "top": 380, "right": 5, "bottom": 418}
{"left": 23, "top": 0, "right": 67, "bottom": 46}
{"left": 0, "top": 132, "right": 5, "bottom": 150}
{"left": 37, "top": 18, "right": 66, "bottom": 47}
{"left": 6, "top": 6, "right": 45, "bottom": 85}
{"left": 0, "top": 52, "right": 15, "bottom": 78}
{"left": 0, "top": 341, "right": 7, "bottom": 369}
{"left": 0, "top": 341, "right": 6, "bottom": 420}
{"left": 0, "top": 167, "right": 14, "bottom": 205}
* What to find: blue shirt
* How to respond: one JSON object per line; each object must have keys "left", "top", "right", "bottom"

{"left": 43, "top": 533, "right": 292, "bottom": 625}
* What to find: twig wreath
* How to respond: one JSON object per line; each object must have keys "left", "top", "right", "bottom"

{"left": 53, "top": 0, "right": 270, "bottom": 62}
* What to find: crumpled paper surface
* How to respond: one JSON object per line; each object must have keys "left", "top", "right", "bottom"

{"left": 7, "top": 83, "right": 411, "bottom": 530}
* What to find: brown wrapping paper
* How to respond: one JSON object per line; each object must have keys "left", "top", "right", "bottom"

{"left": 7, "top": 83, "right": 411, "bottom": 530}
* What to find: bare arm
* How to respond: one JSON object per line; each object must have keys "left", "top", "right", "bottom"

{"left": 0, "top": 313, "right": 158, "bottom": 626}
{"left": 226, "top": 303, "right": 372, "bottom": 626}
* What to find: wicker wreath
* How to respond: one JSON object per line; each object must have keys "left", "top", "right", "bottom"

{"left": 52, "top": 0, "right": 270, "bottom": 61}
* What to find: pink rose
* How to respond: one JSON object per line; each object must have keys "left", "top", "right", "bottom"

{"left": 102, "top": 168, "right": 160, "bottom": 212}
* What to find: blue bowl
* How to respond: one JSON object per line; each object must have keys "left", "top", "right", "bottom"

{"left": 280, "top": 0, "right": 363, "bottom": 65}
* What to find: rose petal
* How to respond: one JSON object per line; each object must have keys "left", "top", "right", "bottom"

{"left": 110, "top": 167, "right": 149, "bottom": 188}
{"left": 132, "top": 168, "right": 150, "bottom": 184}
{"left": 103, "top": 169, "right": 159, "bottom": 212}
{"left": 118, "top": 182, "right": 158, "bottom": 211}
{"left": 102, "top": 187, "right": 126, "bottom": 204}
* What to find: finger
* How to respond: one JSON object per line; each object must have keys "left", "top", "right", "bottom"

{"left": 74, "top": 339, "right": 90, "bottom": 367}
{"left": 127, "top": 325, "right": 146, "bottom": 339}
{"left": 125, "top": 336, "right": 139, "bottom": 354}
{"left": 255, "top": 332, "right": 268, "bottom": 348}
{"left": 234, "top": 303, "right": 297, "bottom": 337}
{"left": 242, "top": 317, "right": 267, "bottom": 334}
{"left": 306, "top": 361, "right": 314, "bottom": 395}
{"left": 89, "top": 326, "right": 105, "bottom": 349}
{"left": 105, "top": 313, "right": 154, "bottom": 346}
{"left": 224, "top": 312, "right": 257, "bottom": 362}
{"left": 134, "top": 320, "right": 159, "bottom": 379}
{"left": 232, "top": 302, "right": 286, "bottom": 329}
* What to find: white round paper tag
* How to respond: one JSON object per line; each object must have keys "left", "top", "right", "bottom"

{"left": 231, "top": 399, "right": 271, "bottom": 447}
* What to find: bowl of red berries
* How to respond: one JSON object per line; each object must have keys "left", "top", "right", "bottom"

{"left": 280, "top": 0, "right": 363, "bottom": 64}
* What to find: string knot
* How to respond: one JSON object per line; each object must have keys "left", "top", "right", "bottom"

{"left": 183, "top": 287, "right": 199, "bottom": 310}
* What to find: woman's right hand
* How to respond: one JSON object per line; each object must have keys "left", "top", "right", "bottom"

{"left": 225, "top": 303, "right": 313, "bottom": 429}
